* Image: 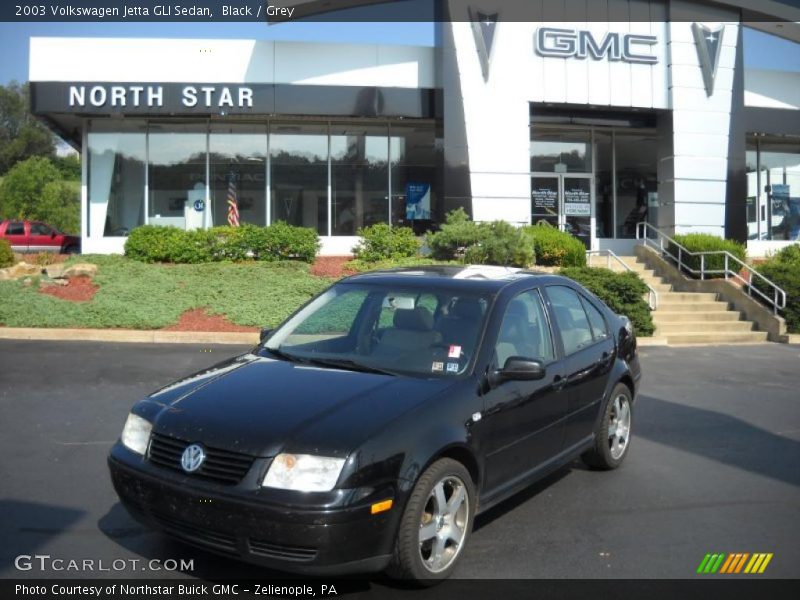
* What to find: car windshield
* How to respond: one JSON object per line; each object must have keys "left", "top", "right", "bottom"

{"left": 262, "top": 283, "right": 493, "bottom": 378}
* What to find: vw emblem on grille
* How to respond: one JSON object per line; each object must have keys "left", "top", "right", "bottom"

{"left": 180, "top": 444, "right": 206, "bottom": 473}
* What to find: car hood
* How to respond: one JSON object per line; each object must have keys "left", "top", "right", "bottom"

{"left": 145, "top": 353, "right": 455, "bottom": 457}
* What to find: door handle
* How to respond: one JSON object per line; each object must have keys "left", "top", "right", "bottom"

{"left": 552, "top": 375, "right": 566, "bottom": 391}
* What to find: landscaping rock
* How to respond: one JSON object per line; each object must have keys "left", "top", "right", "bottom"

{"left": 44, "top": 264, "right": 67, "bottom": 279}
{"left": 22, "top": 277, "right": 34, "bottom": 287}
{"left": 63, "top": 263, "right": 98, "bottom": 278}
{"left": 43, "top": 278, "right": 69, "bottom": 287}
{"left": 0, "top": 262, "right": 42, "bottom": 280}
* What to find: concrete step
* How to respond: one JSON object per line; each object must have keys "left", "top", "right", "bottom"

{"left": 664, "top": 331, "right": 769, "bottom": 345}
{"left": 649, "top": 283, "right": 673, "bottom": 293}
{"left": 658, "top": 292, "right": 718, "bottom": 302}
{"left": 653, "top": 310, "right": 743, "bottom": 322}
{"left": 657, "top": 301, "right": 730, "bottom": 312}
{"left": 655, "top": 320, "right": 755, "bottom": 334}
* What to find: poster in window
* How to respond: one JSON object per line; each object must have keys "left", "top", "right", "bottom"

{"left": 406, "top": 183, "right": 431, "bottom": 220}
{"left": 531, "top": 186, "right": 557, "bottom": 214}
{"left": 563, "top": 186, "right": 591, "bottom": 216}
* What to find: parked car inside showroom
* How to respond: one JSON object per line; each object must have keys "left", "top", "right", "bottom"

{"left": 108, "top": 266, "right": 641, "bottom": 584}
{"left": 0, "top": 219, "right": 80, "bottom": 254}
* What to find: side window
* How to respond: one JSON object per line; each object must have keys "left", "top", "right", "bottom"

{"left": 30, "top": 223, "right": 53, "bottom": 235}
{"left": 495, "top": 290, "right": 554, "bottom": 367}
{"left": 6, "top": 222, "right": 25, "bottom": 235}
{"left": 547, "top": 286, "right": 595, "bottom": 355}
{"left": 581, "top": 296, "right": 610, "bottom": 341}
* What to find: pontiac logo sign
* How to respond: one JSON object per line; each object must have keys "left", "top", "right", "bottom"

{"left": 535, "top": 27, "right": 658, "bottom": 64}
{"left": 181, "top": 444, "right": 206, "bottom": 473}
{"left": 469, "top": 7, "right": 499, "bottom": 81}
{"left": 691, "top": 23, "right": 725, "bottom": 96}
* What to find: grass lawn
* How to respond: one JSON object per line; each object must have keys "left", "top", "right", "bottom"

{"left": 0, "top": 255, "right": 331, "bottom": 329}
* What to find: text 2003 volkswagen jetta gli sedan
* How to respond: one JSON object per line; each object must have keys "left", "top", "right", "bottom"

{"left": 108, "top": 266, "right": 641, "bottom": 584}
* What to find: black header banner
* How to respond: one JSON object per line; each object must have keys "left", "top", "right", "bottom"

{"left": 29, "top": 81, "right": 437, "bottom": 119}
{"left": 2, "top": 0, "right": 798, "bottom": 22}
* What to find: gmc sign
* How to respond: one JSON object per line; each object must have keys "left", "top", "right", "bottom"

{"left": 535, "top": 27, "right": 658, "bottom": 64}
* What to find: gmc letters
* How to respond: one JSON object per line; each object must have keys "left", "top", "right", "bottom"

{"left": 535, "top": 28, "right": 658, "bottom": 64}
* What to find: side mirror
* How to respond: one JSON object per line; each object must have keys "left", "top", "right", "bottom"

{"left": 488, "top": 357, "right": 546, "bottom": 387}
{"left": 259, "top": 328, "right": 273, "bottom": 343}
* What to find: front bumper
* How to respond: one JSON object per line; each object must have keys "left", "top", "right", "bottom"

{"left": 108, "top": 447, "right": 398, "bottom": 575}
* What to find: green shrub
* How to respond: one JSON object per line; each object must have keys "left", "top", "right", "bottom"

{"left": 0, "top": 238, "right": 14, "bottom": 268}
{"left": 752, "top": 260, "right": 800, "bottom": 334}
{"left": 124, "top": 225, "right": 187, "bottom": 263}
{"left": 426, "top": 208, "right": 486, "bottom": 260}
{"left": 258, "top": 221, "right": 320, "bottom": 263}
{"left": 352, "top": 223, "right": 420, "bottom": 262}
{"left": 426, "top": 210, "right": 534, "bottom": 267}
{"left": 559, "top": 267, "right": 655, "bottom": 337}
{"left": 524, "top": 223, "right": 587, "bottom": 267}
{"left": 669, "top": 233, "right": 746, "bottom": 278}
{"left": 125, "top": 223, "right": 319, "bottom": 264}
{"left": 772, "top": 244, "right": 800, "bottom": 266}
{"left": 462, "top": 221, "right": 534, "bottom": 267}
{"left": 38, "top": 180, "right": 80, "bottom": 234}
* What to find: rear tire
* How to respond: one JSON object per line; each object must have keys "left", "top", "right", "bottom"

{"left": 64, "top": 245, "right": 79, "bottom": 255}
{"left": 582, "top": 383, "right": 633, "bottom": 470}
{"left": 386, "top": 458, "right": 475, "bottom": 586}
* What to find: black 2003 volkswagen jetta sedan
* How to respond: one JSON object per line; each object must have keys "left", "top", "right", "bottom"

{"left": 108, "top": 266, "right": 641, "bottom": 584}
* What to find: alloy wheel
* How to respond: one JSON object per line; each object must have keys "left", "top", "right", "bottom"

{"left": 418, "top": 475, "right": 469, "bottom": 573}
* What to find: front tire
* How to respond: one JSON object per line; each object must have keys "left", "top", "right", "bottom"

{"left": 582, "top": 383, "right": 633, "bottom": 470}
{"left": 387, "top": 458, "right": 475, "bottom": 586}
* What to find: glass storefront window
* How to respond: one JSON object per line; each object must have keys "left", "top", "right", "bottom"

{"left": 83, "top": 119, "right": 436, "bottom": 240}
{"left": 746, "top": 137, "right": 800, "bottom": 241}
{"left": 210, "top": 125, "right": 267, "bottom": 227}
{"left": 87, "top": 120, "right": 146, "bottom": 237}
{"left": 148, "top": 123, "right": 207, "bottom": 231}
{"left": 390, "top": 123, "right": 436, "bottom": 227}
{"left": 331, "top": 124, "right": 389, "bottom": 236}
{"left": 270, "top": 123, "right": 329, "bottom": 235}
{"left": 531, "top": 130, "right": 592, "bottom": 173}
{"left": 614, "top": 133, "right": 657, "bottom": 239}
{"left": 594, "top": 132, "right": 613, "bottom": 238}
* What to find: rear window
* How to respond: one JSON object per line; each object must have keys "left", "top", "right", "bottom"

{"left": 6, "top": 222, "right": 24, "bottom": 235}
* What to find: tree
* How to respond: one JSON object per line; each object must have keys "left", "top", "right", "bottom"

{"left": 0, "top": 156, "right": 62, "bottom": 220}
{"left": 0, "top": 81, "right": 56, "bottom": 175}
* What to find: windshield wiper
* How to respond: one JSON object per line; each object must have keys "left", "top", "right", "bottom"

{"left": 303, "top": 357, "right": 397, "bottom": 376}
{"left": 264, "top": 347, "right": 305, "bottom": 363}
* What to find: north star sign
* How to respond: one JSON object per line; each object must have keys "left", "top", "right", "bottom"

{"left": 535, "top": 27, "right": 658, "bottom": 64}
{"left": 68, "top": 84, "right": 254, "bottom": 108}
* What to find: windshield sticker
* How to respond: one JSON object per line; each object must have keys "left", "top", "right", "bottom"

{"left": 448, "top": 345, "right": 462, "bottom": 359}
{"left": 446, "top": 362, "right": 459, "bottom": 374}
{"left": 431, "top": 361, "right": 444, "bottom": 373}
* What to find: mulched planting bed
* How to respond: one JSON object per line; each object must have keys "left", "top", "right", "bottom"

{"left": 310, "top": 256, "right": 355, "bottom": 278}
{"left": 39, "top": 276, "right": 98, "bottom": 302}
{"left": 163, "top": 308, "right": 258, "bottom": 333}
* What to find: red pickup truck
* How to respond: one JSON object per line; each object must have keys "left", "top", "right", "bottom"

{"left": 0, "top": 220, "right": 80, "bottom": 254}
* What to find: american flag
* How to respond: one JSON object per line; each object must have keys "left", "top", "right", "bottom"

{"left": 226, "top": 171, "right": 240, "bottom": 227}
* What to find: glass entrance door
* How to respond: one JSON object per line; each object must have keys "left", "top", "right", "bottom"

{"left": 531, "top": 173, "right": 593, "bottom": 249}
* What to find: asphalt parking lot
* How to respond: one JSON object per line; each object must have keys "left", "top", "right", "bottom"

{"left": 0, "top": 340, "right": 798, "bottom": 585}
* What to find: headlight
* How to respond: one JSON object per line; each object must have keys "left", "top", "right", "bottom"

{"left": 121, "top": 413, "right": 152, "bottom": 456}
{"left": 262, "top": 453, "right": 345, "bottom": 492}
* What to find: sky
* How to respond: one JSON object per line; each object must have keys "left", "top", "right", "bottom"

{"left": 0, "top": 20, "right": 798, "bottom": 84}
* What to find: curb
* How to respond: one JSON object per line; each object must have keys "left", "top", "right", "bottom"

{"left": 0, "top": 327, "right": 258, "bottom": 345}
{"left": 778, "top": 334, "right": 800, "bottom": 344}
{"left": 636, "top": 337, "right": 669, "bottom": 346}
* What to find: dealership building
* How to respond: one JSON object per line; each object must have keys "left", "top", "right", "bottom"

{"left": 28, "top": 0, "right": 800, "bottom": 256}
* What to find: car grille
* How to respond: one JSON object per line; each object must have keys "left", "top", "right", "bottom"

{"left": 151, "top": 511, "right": 239, "bottom": 555}
{"left": 248, "top": 538, "right": 318, "bottom": 562}
{"left": 147, "top": 432, "right": 254, "bottom": 485}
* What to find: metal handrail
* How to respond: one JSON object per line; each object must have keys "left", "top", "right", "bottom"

{"left": 636, "top": 222, "right": 787, "bottom": 315}
{"left": 586, "top": 249, "right": 659, "bottom": 310}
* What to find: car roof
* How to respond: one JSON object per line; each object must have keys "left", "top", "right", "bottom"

{"left": 341, "top": 265, "right": 570, "bottom": 293}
